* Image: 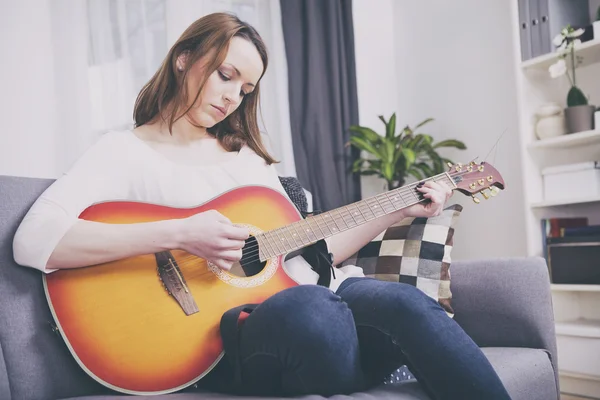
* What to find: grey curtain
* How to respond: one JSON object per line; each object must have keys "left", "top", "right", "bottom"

{"left": 280, "top": 0, "right": 361, "bottom": 212}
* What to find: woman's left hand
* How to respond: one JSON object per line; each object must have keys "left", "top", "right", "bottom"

{"left": 400, "top": 180, "right": 453, "bottom": 220}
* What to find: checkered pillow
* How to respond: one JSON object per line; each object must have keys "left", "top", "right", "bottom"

{"left": 341, "top": 204, "right": 462, "bottom": 316}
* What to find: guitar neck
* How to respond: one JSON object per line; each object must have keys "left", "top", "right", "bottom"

{"left": 256, "top": 173, "right": 455, "bottom": 261}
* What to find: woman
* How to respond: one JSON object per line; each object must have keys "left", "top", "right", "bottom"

{"left": 13, "top": 12, "right": 510, "bottom": 400}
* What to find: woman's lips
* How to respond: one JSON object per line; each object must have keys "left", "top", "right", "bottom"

{"left": 211, "top": 105, "right": 226, "bottom": 117}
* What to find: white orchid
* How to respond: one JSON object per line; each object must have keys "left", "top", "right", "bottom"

{"left": 553, "top": 33, "right": 564, "bottom": 47}
{"left": 567, "top": 28, "right": 585, "bottom": 38}
{"left": 549, "top": 25, "right": 589, "bottom": 107}
{"left": 549, "top": 59, "right": 567, "bottom": 78}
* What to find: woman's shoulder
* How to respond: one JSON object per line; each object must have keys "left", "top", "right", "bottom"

{"left": 66, "top": 130, "right": 138, "bottom": 172}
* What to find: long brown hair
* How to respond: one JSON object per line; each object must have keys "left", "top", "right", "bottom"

{"left": 133, "top": 12, "right": 277, "bottom": 165}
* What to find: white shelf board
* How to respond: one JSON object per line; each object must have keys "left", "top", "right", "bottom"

{"left": 531, "top": 195, "right": 600, "bottom": 208}
{"left": 521, "top": 39, "right": 600, "bottom": 71}
{"left": 552, "top": 284, "right": 600, "bottom": 292}
{"left": 528, "top": 130, "right": 600, "bottom": 150}
{"left": 556, "top": 319, "right": 600, "bottom": 339}
{"left": 527, "top": 130, "right": 600, "bottom": 170}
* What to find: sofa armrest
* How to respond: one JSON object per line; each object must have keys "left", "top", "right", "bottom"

{"left": 450, "top": 257, "right": 558, "bottom": 385}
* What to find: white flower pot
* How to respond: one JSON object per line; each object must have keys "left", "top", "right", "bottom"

{"left": 594, "top": 21, "right": 600, "bottom": 41}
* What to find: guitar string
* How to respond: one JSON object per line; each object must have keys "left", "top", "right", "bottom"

{"left": 156, "top": 168, "right": 496, "bottom": 270}
{"left": 219, "top": 168, "right": 481, "bottom": 260}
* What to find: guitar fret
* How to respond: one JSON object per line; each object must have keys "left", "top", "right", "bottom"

{"left": 317, "top": 213, "right": 334, "bottom": 236}
{"left": 280, "top": 226, "right": 296, "bottom": 250}
{"left": 256, "top": 234, "right": 273, "bottom": 259}
{"left": 264, "top": 231, "right": 281, "bottom": 256}
{"left": 378, "top": 193, "right": 396, "bottom": 213}
{"left": 360, "top": 199, "right": 377, "bottom": 219}
{"left": 355, "top": 202, "right": 370, "bottom": 222}
{"left": 315, "top": 213, "right": 331, "bottom": 236}
{"left": 399, "top": 188, "right": 413, "bottom": 206}
{"left": 382, "top": 192, "right": 399, "bottom": 211}
{"left": 289, "top": 222, "right": 308, "bottom": 247}
{"left": 301, "top": 220, "right": 318, "bottom": 243}
{"left": 331, "top": 209, "right": 346, "bottom": 231}
{"left": 321, "top": 213, "right": 337, "bottom": 236}
{"left": 367, "top": 197, "right": 386, "bottom": 218}
{"left": 335, "top": 207, "right": 350, "bottom": 228}
{"left": 348, "top": 204, "right": 364, "bottom": 224}
{"left": 275, "top": 229, "right": 291, "bottom": 254}
{"left": 288, "top": 223, "right": 302, "bottom": 249}
{"left": 343, "top": 205, "right": 359, "bottom": 227}
{"left": 308, "top": 218, "right": 326, "bottom": 240}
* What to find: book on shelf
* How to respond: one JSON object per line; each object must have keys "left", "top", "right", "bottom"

{"left": 542, "top": 218, "right": 600, "bottom": 285}
{"left": 541, "top": 217, "right": 588, "bottom": 261}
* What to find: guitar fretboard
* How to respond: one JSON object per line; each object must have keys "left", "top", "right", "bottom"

{"left": 255, "top": 173, "right": 455, "bottom": 261}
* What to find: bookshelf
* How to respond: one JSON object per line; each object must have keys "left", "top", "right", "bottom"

{"left": 511, "top": 1, "right": 600, "bottom": 397}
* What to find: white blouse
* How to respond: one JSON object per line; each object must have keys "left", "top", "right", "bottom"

{"left": 12, "top": 130, "right": 364, "bottom": 292}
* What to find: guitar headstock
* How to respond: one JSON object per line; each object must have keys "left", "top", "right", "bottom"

{"left": 447, "top": 161, "right": 505, "bottom": 203}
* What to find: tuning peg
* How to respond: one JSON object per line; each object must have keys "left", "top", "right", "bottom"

{"left": 481, "top": 190, "right": 490, "bottom": 200}
{"left": 472, "top": 195, "right": 480, "bottom": 204}
{"left": 447, "top": 162, "right": 453, "bottom": 168}
{"left": 490, "top": 187, "right": 500, "bottom": 196}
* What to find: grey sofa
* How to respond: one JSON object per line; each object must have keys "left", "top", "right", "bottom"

{"left": 0, "top": 175, "right": 559, "bottom": 400}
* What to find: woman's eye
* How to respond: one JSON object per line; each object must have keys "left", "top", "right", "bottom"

{"left": 218, "top": 71, "right": 230, "bottom": 81}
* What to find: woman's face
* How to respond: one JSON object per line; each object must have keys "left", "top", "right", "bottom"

{"left": 181, "top": 37, "right": 264, "bottom": 128}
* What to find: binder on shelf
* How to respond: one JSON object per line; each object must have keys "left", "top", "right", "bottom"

{"left": 518, "top": 0, "right": 590, "bottom": 61}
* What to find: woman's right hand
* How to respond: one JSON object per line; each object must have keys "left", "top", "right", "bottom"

{"left": 176, "top": 210, "right": 250, "bottom": 270}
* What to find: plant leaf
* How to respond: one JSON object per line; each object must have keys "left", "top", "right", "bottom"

{"left": 433, "top": 139, "right": 467, "bottom": 150}
{"left": 349, "top": 136, "right": 382, "bottom": 158}
{"left": 382, "top": 162, "right": 395, "bottom": 182}
{"left": 402, "top": 148, "right": 416, "bottom": 169}
{"left": 349, "top": 126, "right": 382, "bottom": 144}
{"left": 386, "top": 113, "right": 396, "bottom": 140}
{"left": 414, "top": 162, "right": 434, "bottom": 178}
{"left": 414, "top": 117, "right": 434, "bottom": 130}
{"left": 427, "top": 149, "right": 445, "bottom": 174}
{"left": 352, "top": 158, "right": 366, "bottom": 172}
{"left": 407, "top": 167, "right": 425, "bottom": 181}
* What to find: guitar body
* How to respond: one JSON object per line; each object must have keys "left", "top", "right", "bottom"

{"left": 44, "top": 186, "right": 301, "bottom": 395}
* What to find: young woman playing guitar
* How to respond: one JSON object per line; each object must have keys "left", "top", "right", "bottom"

{"left": 13, "top": 12, "right": 510, "bottom": 400}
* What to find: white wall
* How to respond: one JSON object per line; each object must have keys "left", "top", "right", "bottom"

{"left": 354, "top": 0, "right": 528, "bottom": 261}
{"left": 392, "top": 0, "right": 528, "bottom": 261}
{"left": 352, "top": 0, "right": 399, "bottom": 196}
{"left": 0, "top": 0, "right": 59, "bottom": 178}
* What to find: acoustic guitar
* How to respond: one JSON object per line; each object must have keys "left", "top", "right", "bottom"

{"left": 44, "top": 161, "right": 504, "bottom": 395}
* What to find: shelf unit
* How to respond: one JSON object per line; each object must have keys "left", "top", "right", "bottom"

{"left": 552, "top": 284, "right": 600, "bottom": 292}
{"left": 521, "top": 39, "right": 600, "bottom": 71}
{"left": 531, "top": 195, "right": 600, "bottom": 208}
{"left": 511, "top": 1, "right": 600, "bottom": 398}
{"left": 556, "top": 319, "right": 600, "bottom": 338}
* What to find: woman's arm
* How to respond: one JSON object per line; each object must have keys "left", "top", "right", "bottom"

{"left": 328, "top": 181, "right": 453, "bottom": 266}
{"left": 13, "top": 132, "right": 248, "bottom": 272}
{"left": 36, "top": 210, "right": 249, "bottom": 271}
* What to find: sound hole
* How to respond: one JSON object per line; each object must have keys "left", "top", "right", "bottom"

{"left": 228, "top": 235, "right": 267, "bottom": 277}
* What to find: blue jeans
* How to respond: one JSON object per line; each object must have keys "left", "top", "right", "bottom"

{"left": 199, "top": 278, "right": 511, "bottom": 399}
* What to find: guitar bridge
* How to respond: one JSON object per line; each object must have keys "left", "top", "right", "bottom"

{"left": 155, "top": 251, "right": 199, "bottom": 316}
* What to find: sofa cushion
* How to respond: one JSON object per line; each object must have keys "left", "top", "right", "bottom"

{"left": 59, "top": 347, "right": 555, "bottom": 400}
{"left": 341, "top": 204, "right": 462, "bottom": 315}
{"left": 481, "top": 347, "right": 557, "bottom": 400}
{"left": 0, "top": 176, "right": 108, "bottom": 400}
{"left": 0, "top": 340, "right": 10, "bottom": 400}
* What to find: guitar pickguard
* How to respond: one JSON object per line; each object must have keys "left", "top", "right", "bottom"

{"left": 155, "top": 251, "right": 199, "bottom": 316}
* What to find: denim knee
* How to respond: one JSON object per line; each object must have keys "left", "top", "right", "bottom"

{"left": 241, "top": 285, "right": 354, "bottom": 352}
{"left": 238, "top": 284, "right": 364, "bottom": 395}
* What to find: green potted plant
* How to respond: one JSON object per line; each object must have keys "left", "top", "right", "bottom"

{"left": 348, "top": 114, "right": 466, "bottom": 190}
{"left": 549, "top": 25, "right": 596, "bottom": 133}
